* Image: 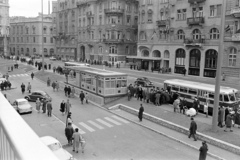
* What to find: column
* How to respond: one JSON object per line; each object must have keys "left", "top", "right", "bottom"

{"left": 185, "top": 49, "right": 190, "bottom": 75}
{"left": 199, "top": 49, "right": 205, "bottom": 77}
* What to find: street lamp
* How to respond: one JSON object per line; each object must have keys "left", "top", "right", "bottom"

{"left": 41, "top": 0, "right": 45, "bottom": 74}
{"left": 212, "top": 0, "right": 227, "bottom": 131}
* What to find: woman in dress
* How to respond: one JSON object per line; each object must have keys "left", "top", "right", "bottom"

{"left": 36, "top": 98, "right": 41, "bottom": 113}
{"left": 60, "top": 100, "right": 66, "bottom": 115}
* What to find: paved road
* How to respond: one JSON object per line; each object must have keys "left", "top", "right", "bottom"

{"left": 1, "top": 72, "right": 215, "bottom": 160}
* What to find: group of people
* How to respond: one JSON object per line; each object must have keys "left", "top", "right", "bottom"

{"left": 36, "top": 98, "right": 53, "bottom": 117}
{"left": 20, "top": 82, "right": 32, "bottom": 94}
{"left": 0, "top": 80, "right": 11, "bottom": 90}
{"left": 47, "top": 77, "right": 60, "bottom": 92}
{"left": 64, "top": 85, "right": 76, "bottom": 98}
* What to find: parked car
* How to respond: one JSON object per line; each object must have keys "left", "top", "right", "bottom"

{"left": 49, "top": 57, "right": 56, "bottom": 61}
{"left": 24, "top": 91, "right": 51, "bottom": 102}
{"left": 62, "top": 58, "right": 68, "bottom": 62}
{"left": 134, "top": 77, "right": 153, "bottom": 87}
{"left": 12, "top": 98, "right": 33, "bottom": 114}
{"left": 40, "top": 136, "right": 75, "bottom": 160}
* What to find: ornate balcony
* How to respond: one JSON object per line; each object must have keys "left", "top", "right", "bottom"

{"left": 187, "top": 17, "right": 204, "bottom": 26}
{"left": 102, "top": 38, "right": 123, "bottom": 44}
{"left": 230, "top": 7, "right": 240, "bottom": 17}
{"left": 156, "top": 20, "right": 168, "bottom": 27}
{"left": 232, "top": 33, "right": 240, "bottom": 41}
{"left": 86, "top": 11, "right": 94, "bottom": 17}
{"left": 104, "top": 8, "right": 124, "bottom": 15}
{"left": 183, "top": 38, "right": 204, "bottom": 49}
{"left": 188, "top": 0, "right": 206, "bottom": 3}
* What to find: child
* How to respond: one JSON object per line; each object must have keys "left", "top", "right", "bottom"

{"left": 85, "top": 93, "right": 88, "bottom": 104}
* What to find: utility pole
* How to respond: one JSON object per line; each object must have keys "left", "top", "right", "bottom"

{"left": 212, "top": 0, "right": 227, "bottom": 131}
{"left": 41, "top": 0, "right": 45, "bottom": 73}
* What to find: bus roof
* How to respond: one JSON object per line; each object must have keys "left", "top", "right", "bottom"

{"left": 64, "top": 62, "right": 89, "bottom": 65}
{"left": 164, "top": 79, "right": 238, "bottom": 94}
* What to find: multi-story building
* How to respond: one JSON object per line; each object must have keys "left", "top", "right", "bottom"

{"left": 54, "top": 0, "right": 139, "bottom": 65}
{"left": 0, "top": 0, "right": 10, "bottom": 56}
{"left": 129, "top": 0, "right": 240, "bottom": 78}
{"left": 9, "top": 14, "right": 55, "bottom": 56}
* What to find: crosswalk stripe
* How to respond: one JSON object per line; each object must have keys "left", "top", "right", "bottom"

{"left": 88, "top": 120, "right": 104, "bottom": 130}
{"left": 72, "top": 124, "right": 86, "bottom": 134}
{"left": 24, "top": 74, "right": 29, "bottom": 76}
{"left": 9, "top": 75, "right": 12, "bottom": 77}
{"left": 13, "top": 75, "right": 16, "bottom": 77}
{"left": 20, "top": 74, "right": 25, "bottom": 76}
{"left": 16, "top": 74, "right": 21, "bottom": 77}
{"left": 104, "top": 117, "right": 122, "bottom": 126}
{"left": 96, "top": 119, "right": 113, "bottom": 128}
{"left": 112, "top": 115, "right": 130, "bottom": 124}
{"left": 79, "top": 122, "right": 95, "bottom": 132}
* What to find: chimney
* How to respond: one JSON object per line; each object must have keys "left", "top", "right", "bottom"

{"left": 48, "top": 0, "right": 50, "bottom": 15}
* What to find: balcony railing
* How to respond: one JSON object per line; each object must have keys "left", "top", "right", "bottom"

{"left": 188, "top": 0, "right": 206, "bottom": 3}
{"left": 104, "top": 8, "right": 124, "bottom": 14}
{"left": 102, "top": 38, "right": 123, "bottom": 44}
{"left": 187, "top": 17, "right": 204, "bottom": 25}
{"left": 184, "top": 38, "right": 204, "bottom": 45}
{"left": 156, "top": 20, "right": 168, "bottom": 27}
{"left": 0, "top": 92, "right": 58, "bottom": 160}
{"left": 86, "top": 11, "right": 94, "bottom": 17}
{"left": 232, "top": 33, "right": 240, "bottom": 41}
{"left": 230, "top": 7, "right": 240, "bottom": 17}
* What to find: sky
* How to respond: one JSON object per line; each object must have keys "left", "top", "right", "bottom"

{"left": 9, "top": 0, "right": 52, "bottom": 17}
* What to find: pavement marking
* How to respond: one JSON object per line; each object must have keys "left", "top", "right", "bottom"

{"left": 104, "top": 117, "right": 122, "bottom": 126}
{"left": 20, "top": 74, "right": 25, "bottom": 76}
{"left": 16, "top": 74, "right": 21, "bottom": 77}
{"left": 112, "top": 115, "right": 130, "bottom": 124}
{"left": 24, "top": 74, "right": 29, "bottom": 76}
{"left": 12, "top": 75, "right": 16, "bottom": 77}
{"left": 79, "top": 122, "right": 95, "bottom": 132}
{"left": 96, "top": 118, "right": 113, "bottom": 128}
{"left": 88, "top": 120, "right": 104, "bottom": 130}
{"left": 72, "top": 124, "right": 86, "bottom": 134}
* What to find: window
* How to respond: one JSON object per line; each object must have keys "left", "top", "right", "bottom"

{"left": 175, "top": 49, "right": 185, "bottom": 66}
{"left": 90, "top": 31, "right": 94, "bottom": 39}
{"left": 139, "top": 31, "right": 146, "bottom": 40}
{"left": 26, "top": 27, "right": 29, "bottom": 34}
{"left": 190, "top": 49, "right": 201, "bottom": 67}
{"left": 160, "top": 11, "right": 164, "bottom": 20}
{"left": 32, "top": 26, "right": 36, "bottom": 34}
{"left": 33, "top": 37, "right": 36, "bottom": 43}
{"left": 189, "top": 89, "right": 197, "bottom": 95}
{"left": 172, "top": 85, "right": 179, "bottom": 91}
{"left": 210, "top": 5, "right": 222, "bottom": 17}
{"left": 99, "top": 3, "right": 102, "bottom": 12}
{"left": 134, "top": 16, "right": 138, "bottom": 25}
{"left": 152, "top": 50, "right": 161, "bottom": 57}
{"left": 229, "top": 47, "right": 237, "bottom": 66}
{"left": 205, "top": 50, "right": 218, "bottom": 69}
{"left": 127, "top": 16, "right": 131, "bottom": 25}
{"left": 43, "top": 27, "right": 47, "bottom": 34}
{"left": 109, "top": 46, "right": 117, "bottom": 54}
{"left": 177, "top": 10, "right": 182, "bottom": 20}
{"left": 210, "top": 6, "right": 215, "bottom": 17}
{"left": 43, "top": 37, "right": 47, "bottom": 43}
{"left": 21, "top": 37, "right": 23, "bottom": 42}
{"left": 147, "top": 10, "right": 153, "bottom": 23}
{"left": 79, "top": 18, "right": 81, "bottom": 27}
{"left": 50, "top": 37, "right": 53, "bottom": 43}
{"left": 147, "top": 0, "right": 153, "bottom": 5}
{"left": 98, "top": 46, "right": 103, "bottom": 54}
{"left": 180, "top": 87, "right": 188, "bottom": 93}
{"left": 141, "top": 50, "right": 149, "bottom": 57}
{"left": 210, "top": 28, "right": 219, "bottom": 39}
{"left": 192, "top": 29, "right": 201, "bottom": 40}
{"left": 237, "top": 0, "right": 240, "bottom": 6}
{"left": 142, "top": 0, "right": 145, "bottom": 5}
{"left": 199, "top": 7, "right": 203, "bottom": 17}
{"left": 125, "top": 46, "right": 129, "bottom": 54}
{"left": 177, "top": 30, "right": 185, "bottom": 40}
{"left": 26, "top": 37, "right": 29, "bottom": 43}
{"left": 99, "top": 16, "right": 102, "bottom": 25}
{"left": 141, "top": 11, "right": 145, "bottom": 23}
{"left": 177, "top": 9, "right": 187, "bottom": 20}
{"left": 99, "top": 31, "right": 102, "bottom": 39}
{"left": 126, "top": 3, "right": 131, "bottom": 12}
{"left": 164, "top": 50, "right": 170, "bottom": 58}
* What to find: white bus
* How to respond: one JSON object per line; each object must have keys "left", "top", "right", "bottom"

{"left": 164, "top": 79, "right": 240, "bottom": 115}
{"left": 64, "top": 62, "right": 90, "bottom": 67}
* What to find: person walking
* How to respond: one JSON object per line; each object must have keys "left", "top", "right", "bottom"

{"left": 138, "top": 104, "right": 144, "bottom": 122}
{"left": 224, "top": 113, "right": 234, "bottom": 132}
{"left": 155, "top": 92, "right": 160, "bottom": 106}
{"left": 55, "top": 81, "right": 59, "bottom": 92}
{"left": 31, "top": 72, "right": 34, "bottom": 80}
{"left": 188, "top": 117, "right": 197, "bottom": 141}
{"left": 21, "top": 83, "right": 25, "bottom": 94}
{"left": 27, "top": 82, "right": 31, "bottom": 93}
{"left": 60, "top": 100, "right": 66, "bottom": 115}
{"left": 67, "top": 86, "right": 71, "bottom": 98}
{"left": 72, "top": 128, "right": 85, "bottom": 153}
{"left": 85, "top": 93, "right": 88, "bottom": 104}
{"left": 47, "top": 100, "right": 53, "bottom": 117}
{"left": 52, "top": 81, "right": 56, "bottom": 92}
{"left": 47, "top": 77, "right": 51, "bottom": 87}
{"left": 173, "top": 97, "right": 180, "bottom": 113}
{"left": 65, "top": 123, "right": 74, "bottom": 145}
{"left": 65, "top": 99, "right": 72, "bottom": 115}
{"left": 67, "top": 114, "right": 73, "bottom": 125}
{"left": 42, "top": 99, "right": 47, "bottom": 114}
{"left": 36, "top": 98, "right": 41, "bottom": 113}
{"left": 79, "top": 91, "right": 85, "bottom": 104}
{"left": 218, "top": 106, "right": 225, "bottom": 128}
{"left": 182, "top": 67, "right": 186, "bottom": 76}
{"left": 199, "top": 141, "right": 208, "bottom": 160}
{"left": 180, "top": 97, "right": 187, "bottom": 114}
{"left": 64, "top": 85, "right": 68, "bottom": 96}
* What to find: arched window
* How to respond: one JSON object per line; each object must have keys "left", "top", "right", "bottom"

{"left": 141, "top": 50, "right": 149, "bottom": 57}
{"left": 43, "top": 27, "right": 47, "bottom": 34}
{"left": 190, "top": 49, "right": 201, "bottom": 67}
{"left": 147, "top": 9, "right": 153, "bottom": 23}
{"left": 26, "top": 48, "right": 29, "bottom": 53}
{"left": 141, "top": 10, "right": 145, "bottom": 23}
{"left": 205, "top": 50, "right": 218, "bottom": 68}
{"left": 139, "top": 31, "right": 146, "bottom": 40}
{"left": 229, "top": 47, "right": 237, "bottom": 66}
{"left": 50, "top": 28, "right": 53, "bottom": 34}
{"left": 44, "top": 48, "right": 48, "bottom": 54}
{"left": 192, "top": 29, "right": 201, "bottom": 40}
{"left": 32, "top": 26, "right": 36, "bottom": 34}
{"left": 177, "top": 30, "right": 185, "bottom": 40}
{"left": 175, "top": 49, "right": 185, "bottom": 66}
{"left": 21, "top": 48, "right": 24, "bottom": 54}
{"left": 209, "top": 28, "right": 219, "bottom": 40}
{"left": 25, "top": 27, "right": 29, "bottom": 34}
{"left": 152, "top": 50, "right": 161, "bottom": 57}
{"left": 33, "top": 48, "right": 36, "bottom": 53}
{"left": 164, "top": 50, "right": 170, "bottom": 58}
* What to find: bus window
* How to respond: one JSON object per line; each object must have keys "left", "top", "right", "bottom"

{"left": 229, "top": 93, "right": 236, "bottom": 101}
{"left": 188, "top": 89, "right": 197, "bottom": 95}
{"left": 224, "top": 95, "right": 229, "bottom": 102}
{"left": 209, "top": 93, "right": 214, "bottom": 99}
{"left": 219, "top": 94, "right": 223, "bottom": 101}
{"left": 172, "top": 85, "right": 179, "bottom": 92}
{"left": 180, "top": 87, "right": 188, "bottom": 93}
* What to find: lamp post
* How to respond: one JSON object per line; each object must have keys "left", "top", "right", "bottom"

{"left": 212, "top": 0, "right": 227, "bottom": 131}
{"left": 41, "top": 0, "right": 45, "bottom": 74}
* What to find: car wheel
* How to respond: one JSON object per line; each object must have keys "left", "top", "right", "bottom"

{"left": 25, "top": 97, "right": 30, "bottom": 101}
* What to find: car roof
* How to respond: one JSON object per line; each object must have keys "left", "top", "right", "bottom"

{"left": 40, "top": 136, "right": 60, "bottom": 146}
{"left": 16, "top": 98, "right": 28, "bottom": 102}
{"left": 33, "top": 91, "right": 47, "bottom": 94}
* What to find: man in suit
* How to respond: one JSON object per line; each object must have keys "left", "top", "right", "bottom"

{"left": 188, "top": 117, "right": 197, "bottom": 141}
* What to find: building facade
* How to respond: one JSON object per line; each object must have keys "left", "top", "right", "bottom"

{"left": 129, "top": 0, "right": 240, "bottom": 78}
{"left": 0, "top": 0, "right": 10, "bottom": 56}
{"left": 53, "top": 0, "right": 139, "bottom": 65}
{"left": 9, "top": 14, "right": 56, "bottom": 56}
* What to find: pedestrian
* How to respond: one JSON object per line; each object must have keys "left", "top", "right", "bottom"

{"left": 85, "top": 93, "right": 88, "bottom": 104}
{"left": 60, "top": 100, "right": 66, "bottom": 115}
{"left": 182, "top": 67, "right": 186, "bottom": 76}
{"left": 204, "top": 94, "right": 209, "bottom": 118}
{"left": 180, "top": 97, "right": 187, "bottom": 114}
{"left": 138, "top": 104, "right": 144, "bottom": 122}
{"left": 65, "top": 123, "right": 74, "bottom": 145}
{"left": 67, "top": 114, "right": 73, "bottom": 125}
{"left": 193, "top": 97, "right": 199, "bottom": 115}
{"left": 233, "top": 107, "right": 240, "bottom": 128}
{"left": 47, "top": 77, "right": 51, "bottom": 87}
{"left": 225, "top": 106, "right": 229, "bottom": 123}
{"left": 21, "top": 83, "right": 25, "bottom": 94}
{"left": 67, "top": 86, "right": 71, "bottom": 98}
{"left": 52, "top": 81, "right": 56, "bottom": 92}
{"left": 31, "top": 72, "right": 34, "bottom": 80}
{"left": 173, "top": 97, "right": 180, "bottom": 113}
{"left": 188, "top": 117, "right": 197, "bottom": 141}
{"left": 155, "top": 92, "right": 160, "bottom": 106}
{"left": 224, "top": 112, "right": 234, "bottom": 132}
{"left": 64, "top": 85, "right": 68, "bottom": 96}
{"left": 27, "top": 82, "right": 31, "bottom": 93}
{"left": 218, "top": 106, "right": 225, "bottom": 128}
{"left": 36, "top": 98, "right": 41, "bottom": 113}
{"left": 138, "top": 87, "right": 143, "bottom": 101}
{"left": 199, "top": 141, "right": 208, "bottom": 160}
{"left": 71, "top": 86, "right": 75, "bottom": 98}
{"left": 222, "top": 72, "right": 226, "bottom": 81}
{"left": 79, "top": 91, "right": 85, "bottom": 104}
{"left": 5, "top": 73, "right": 9, "bottom": 80}
{"left": 72, "top": 128, "right": 85, "bottom": 153}
{"left": 55, "top": 81, "right": 59, "bottom": 92}
{"left": 42, "top": 99, "right": 47, "bottom": 113}
{"left": 65, "top": 99, "right": 72, "bottom": 115}
{"left": 47, "top": 100, "right": 53, "bottom": 117}
{"left": 127, "top": 89, "right": 131, "bottom": 101}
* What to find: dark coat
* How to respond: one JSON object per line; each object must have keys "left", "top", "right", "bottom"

{"left": 226, "top": 114, "right": 233, "bottom": 128}
{"left": 47, "top": 102, "right": 52, "bottom": 111}
{"left": 60, "top": 102, "right": 66, "bottom": 112}
{"left": 199, "top": 144, "right": 208, "bottom": 160}
{"left": 189, "top": 120, "right": 197, "bottom": 134}
{"left": 21, "top": 84, "right": 25, "bottom": 91}
{"left": 138, "top": 106, "right": 144, "bottom": 120}
{"left": 225, "top": 108, "right": 229, "bottom": 121}
{"left": 65, "top": 126, "right": 74, "bottom": 139}
{"left": 79, "top": 93, "right": 85, "bottom": 100}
